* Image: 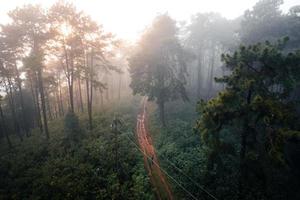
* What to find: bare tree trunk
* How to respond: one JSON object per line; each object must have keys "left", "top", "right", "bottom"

{"left": 86, "top": 77, "right": 90, "bottom": 110}
{"left": 29, "top": 75, "right": 38, "bottom": 127}
{"left": 55, "top": 89, "right": 61, "bottom": 118}
{"left": 197, "top": 55, "right": 202, "bottom": 98}
{"left": 37, "top": 68, "right": 49, "bottom": 139}
{"left": 88, "top": 82, "right": 93, "bottom": 130}
{"left": 58, "top": 79, "right": 64, "bottom": 116}
{"left": 69, "top": 54, "right": 74, "bottom": 113}
{"left": 207, "top": 44, "right": 215, "bottom": 99}
{"left": 54, "top": 91, "right": 59, "bottom": 119}
{"left": 87, "top": 50, "right": 94, "bottom": 130}
{"left": 5, "top": 78, "right": 23, "bottom": 141}
{"left": 45, "top": 90, "right": 53, "bottom": 120}
{"left": 63, "top": 45, "right": 74, "bottom": 113}
{"left": 75, "top": 80, "right": 81, "bottom": 113}
{"left": 29, "top": 74, "right": 43, "bottom": 133}
{"left": 85, "top": 51, "right": 91, "bottom": 129}
{"left": 35, "top": 76, "right": 44, "bottom": 133}
{"left": 68, "top": 76, "right": 74, "bottom": 113}
{"left": 15, "top": 64, "right": 30, "bottom": 137}
{"left": 0, "top": 102, "right": 12, "bottom": 148}
{"left": 78, "top": 77, "right": 84, "bottom": 112}
{"left": 86, "top": 76, "right": 93, "bottom": 130}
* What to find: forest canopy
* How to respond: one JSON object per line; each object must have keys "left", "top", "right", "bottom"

{"left": 0, "top": 0, "right": 299, "bottom": 199}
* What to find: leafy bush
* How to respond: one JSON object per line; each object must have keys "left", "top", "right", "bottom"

{"left": 0, "top": 101, "right": 154, "bottom": 199}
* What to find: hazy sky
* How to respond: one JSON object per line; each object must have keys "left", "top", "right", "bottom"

{"left": 0, "top": 0, "right": 298, "bottom": 41}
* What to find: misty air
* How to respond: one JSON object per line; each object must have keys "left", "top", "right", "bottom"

{"left": 0, "top": 0, "right": 299, "bottom": 199}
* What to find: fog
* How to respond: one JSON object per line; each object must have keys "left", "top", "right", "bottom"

{"left": 0, "top": 1, "right": 299, "bottom": 200}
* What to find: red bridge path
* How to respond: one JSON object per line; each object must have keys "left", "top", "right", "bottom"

{"left": 136, "top": 97, "right": 173, "bottom": 200}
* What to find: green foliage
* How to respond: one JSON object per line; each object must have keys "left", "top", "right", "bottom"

{"left": 153, "top": 119, "right": 204, "bottom": 199}
{"left": 240, "top": 0, "right": 284, "bottom": 43}
{"left": 129, "top": 14, "right": 188, "bottom": 102}
{"left": 149, "top": 102, "right": 203, "bottom": 198}
{"left": 187, "top": 12, "right": 238, "bottom": 50}
{"left": 195, "top": 39, "right": 300, "bottom": 199}
{"left": 149, "top": 100, "right": 240, "bottom": 199}
{"left": 129, "top": 14, "right": 189, "bottom": 125}
{"left": 64, "top": 111, "right": 82, "bottom": 142}
{"left": 240, "top": 0, "right": 300, "bottom": 50}
{"left": 0, "top": 102, "right": 154, "bottom": 199}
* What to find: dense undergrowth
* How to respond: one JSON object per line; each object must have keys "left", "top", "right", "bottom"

{"left": 0, "top": 98, "right": 155, "bottom": 200}
{"left": 150, "top": 97, "right": 299, "bottom": 200}
{"left": 149, "top": 100, "right": 212, "bottom": 199}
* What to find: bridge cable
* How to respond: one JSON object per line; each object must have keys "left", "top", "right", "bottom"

{"left": 125, "top": 134, "right": 199, "bottom": 200}
{"left": 127, "top": 130, "right": 219, "bottom": 200}
{"left": 153, "top": 145, "right": 219, "bottom": 200}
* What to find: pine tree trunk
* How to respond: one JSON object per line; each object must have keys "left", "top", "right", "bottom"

{"left": 46, "top": 90, "right": 53, "bottom": 120}
{"left": 86, "top": 77, "right": 90, "bottom": 111}
{"left": 0, "top": 103, "right": 12, "bottom": 148}
{"left": 78, "top": 77, "right": 84, "bottom": 112}
{"left": 207, "top": 44, "right": 215, "bottom": 98}
{"left": 54, "top": 91, "right": 58, "bottom": 119}
{"left": 33, "top": 74, "right": 44, "bottom": 133}
{"left": 29, "top": 74, "right": 43, "bottom": 133}
{"left": 86, "top": 76, "right": 93, "bottom": 130}
{"left": 58, "top": 80, "right": 64, "bottom": 116}
{"left": 64, "top": 45, "right": 74, "bottom": 113}
{"left": 88, "top": 50, "right": 93, "bottom": 130}
{"left": 5, "top": 78, "right": 23, "bottom": 141}
{"left": 197, "top": 55, "right": 202, "bottom": 98}
{"left": 15, "top": 64, "right": 30, "bottom": 137}
{"left": 68, "top": 78, "right": 74, "bottom": 113}
{"left": 85, "top": 50, "right": 91, "bottom": 129}
{"left": 37, "top": 68, "right": 49, "bottom": 139}
{"left": 70, "top": 55, "right": 74, "bottom": 113}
